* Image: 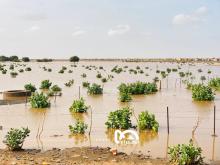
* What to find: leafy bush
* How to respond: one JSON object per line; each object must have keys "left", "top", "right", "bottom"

{"left": 200, "top": 76, "right": 206, "bottom": 83}
{"left": 101, "top": 78, "right": 107, "bottom": 83}
{"left": 208, "top": 78, "right": 220, "bottom": 90}
{"left": 105, "top": 107, "right": 132, "bottom": 129}
{"left": 192, "top": 84, "right": 214, "bottom": 101}
{"left": 3, "top": 127, "right": 30, "bottom": 151}
{"left": 138, "top": 111, "right": 159, "bottom": 132}
{"left": 81, "top": 73, "right": 87, "bottom": 78}
{"left": 10, "top": 72, "right": 18, "bottom": 77}
{"left": 87, "top": 83, "right": 103, "bottom": 95}
{"left": 168, "top": 140, "right": 204, "bottom": 165}
{"left": 22, "top": 57, "right": 30, "bottom": 62}
{"left": 69, "top": 98, "right": 89, "bottom": 113}
{"left": 179, "top": 72, "right": 185, "bottom": 78}
{"left": 65, "top": 79, "right": 74, "bottom": 87}
{"left": 2, "top": 69, "right": 7, "bottom": 74}
{"left": 24, "top": 83, "right": 36, "bottom": 92}
{"left": 29, "top": 92, "right": 50, "bottom": 108}
{"left": 40, "top": 80, "right": 52, "bottom": 89}
{"left": 119, "top": 92, "right": 132, "bottom": 102}
{"left": 118, "top": 82, "right": 158, "bottom": 95}
{"left": 69, "top": 120, "right": 87, "bottom": 134}
{"left": 96, "top": 73, "right": 102, "bottom": 78}
{"left": 19, "top": 69, "right": 24, "bottom": 73}
{"left": 82, "top": 81, "right": 90, "bottom": 88}
{"left": 51, "top": 85, "right": 62, "bottom": 92}
{"left": 58, "top": 69, "right": 64, "bottom": 74}
{"left": 25, "top": 67, "right": 31, "bottom": 71}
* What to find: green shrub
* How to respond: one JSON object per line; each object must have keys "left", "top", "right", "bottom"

{"left": 179, "top": 72, "right": 185, "bottom": 78}
{"left": 65, "top": 79, "right": 74, "bottom": 87}
{"left": 22, "top": 57, "right": 30, "bottom": 62}
{"left": 168, "top": 140, "right": 204, "bottom": 165}
{"left": 81, "top": 73, "right": 87, "bottom": 78}
{"left": 96, "top": 73, "right": 102, "bottom": 78}
{"left": 9, "top": 64, "right": 14, "bottom": 70}
{"left": 51, "top": 85, "right": 62, "bottom": 92}
{"left": 3, "top": 127, "right": 30, "bottom": 151}
{"left": 40, "top": 80, "right": 52, "bottom": 89}
{"left": 24, "top": 83, "right": 36, "bottom": 92}
{"left": 29, "top": 92, "right": 50, "bottom": 108}
{"left": 111, "top": 66, "right": 123, "bottom": 74}
{"left": 69, "top": 98, "right": 89, "bottom": 113}
{"left": 25, "top": 67, "right": 31, "bottom": 71}
{"left": 200, "top": 76, "right": 206, "bottom": 83}
{"left": 101, "top": 78, "right": 107, "bottom": 83}
{"left": 58, "top": 69, "right": 64, "bottom": 74}
{"left": 19, "top": 69, "right": 24, "bottom": 73}
{"left": 198, "top": 69, "right": 203, "bottom": 73}
{"left": 105, "top": 107, "right": 132, "bottom": 129}
{"left": 2, "top": 69, "right": 7, "bottom": 74}
{"left": 82, "top": 81, "right": 90, "bottom": 88}
{"left": 87, "top": 83, "right": 103, "bottom": 95}
{"left": 69, "top": 120, "right": 87, "bottom": 134}
{"left": 192, "top": 84, "right": 214, "bottom": 101}
{"left": 119, "top": 92, "right": 132, "bottom": 102}
{"left": 138, "top": 111, "right": 159, "bottom": 132}
{"left": 186, "top": 83, "right": 193, "bottom": 90}
{"left": 118, "top": 82, "right": 157, "bottom": 95}
{"left": 208, "top": 78, "right": 220, "bottom": 90}
{"left": 10, "top": 72, "right": 18, "bottom": 77}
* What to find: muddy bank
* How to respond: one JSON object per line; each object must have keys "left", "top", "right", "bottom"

{"left": 0, "top": 147, "right": 169, "bottom": 165}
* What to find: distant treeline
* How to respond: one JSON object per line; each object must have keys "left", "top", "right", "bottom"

{"left": 80, "top": 58, "right": 220, "bottom": 63}
{"left": 0, "top": 56, "right": 20, "bottom": 62}
{"left": 36, "top": 58, "right": 53, "bottom": 62}
{"left": 0, "top": 56, "right": 53, "bottom": 62}
{"left": 1, "top": 55, "right": 219, "bottom": 63}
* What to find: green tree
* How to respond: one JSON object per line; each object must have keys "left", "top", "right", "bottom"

{"left": 70, "top": 56, "right": 80, "bottom": 62}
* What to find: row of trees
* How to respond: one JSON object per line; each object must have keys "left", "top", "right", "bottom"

{"left": 0, "top": 55, "right": 80, "bottom": 62}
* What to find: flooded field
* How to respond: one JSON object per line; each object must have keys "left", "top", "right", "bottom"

{"left": 0, "top": 61, "right": 220, "bottom": 162}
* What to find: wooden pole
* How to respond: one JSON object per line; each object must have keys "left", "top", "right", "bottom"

{"left": 212, "top": 105, "right": 217, "bottom": 137}
{"left": 78, "top": 86, "right": 81, "bottom": 99}
{"left": 167, "top": 106, "right": 170, "bottom": 134}
{"left": 89, "top": 108, "right": 93, "bottom": 136}
{"left": 159, "top": 80, "right": 162, "bottom": 90}
{"left": 25, "top": 90, "right": 28, "bottom": 106}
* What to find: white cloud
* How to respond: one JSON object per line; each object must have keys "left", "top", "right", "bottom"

{"left": 26, "top": 26, "right": 40, "bottom": 32}
{"left": 195, "top": 6, "right": 208, "bottom": 15}
{"left": 108, "top": 25, "right": 130, "bottom": 36}
{"left": 172, "top": 6, "right": 208, "bottom": 25}
{"left": 72, "top": 27, "right": 86, "bottom": 36}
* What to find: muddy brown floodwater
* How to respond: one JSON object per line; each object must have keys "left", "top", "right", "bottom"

{"left": 0, "top": 61, "right": 220, "bottom": 164}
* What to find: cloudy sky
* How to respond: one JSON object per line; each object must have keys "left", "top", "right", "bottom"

{"left": 0, "top": 0, "right": 219, "bottom": 59}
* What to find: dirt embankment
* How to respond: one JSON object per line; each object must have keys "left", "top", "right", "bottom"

{"left": 0, "top": 147, "right": 169, "bottom": 165}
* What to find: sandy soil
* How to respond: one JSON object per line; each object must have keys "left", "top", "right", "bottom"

{"left": 0, "top": 147, "right": 169, "bottom": 165}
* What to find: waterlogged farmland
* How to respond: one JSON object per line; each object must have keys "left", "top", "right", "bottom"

{"left": 0, "top": 61, "right": 220, "bottom": 161}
